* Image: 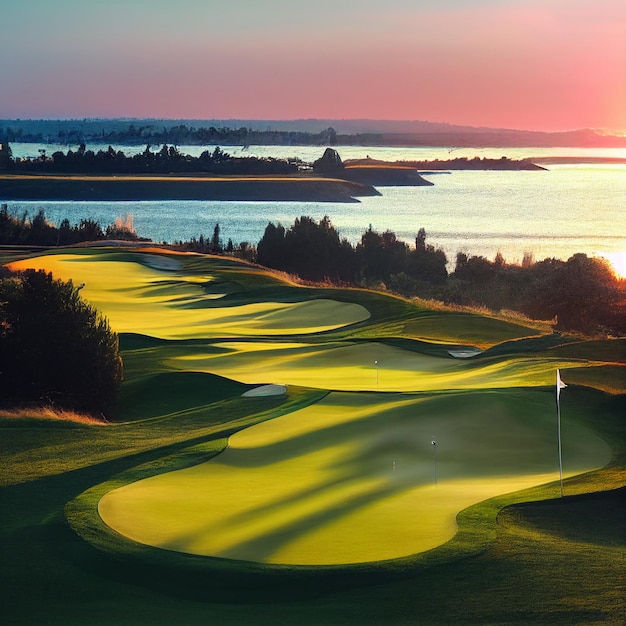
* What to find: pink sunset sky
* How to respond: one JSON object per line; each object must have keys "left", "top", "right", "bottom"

{"left": 2, "top": 0, "right": 625, "bottom": 132}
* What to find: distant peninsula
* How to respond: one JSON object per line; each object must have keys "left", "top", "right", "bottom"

{"left": 344, "top": 156, "right": 546, "bottom": 171}
{"left": 0, "top": 173, "right": 380, "bottom": 203}
{"left": 0, "top": 143, "right": 560, "bottom": 203}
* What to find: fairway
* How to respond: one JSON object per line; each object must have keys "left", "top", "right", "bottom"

{"left": 99, "top": 390, "right": 610, "bottom": 565}
{"left": 8, "top": 252, "right": 370, "bottom": 337}
{"left": 165, "top": 340, "right": 593, "bottom": 392}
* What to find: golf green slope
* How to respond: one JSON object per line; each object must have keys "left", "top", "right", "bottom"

{"left": 163, "top": 339, "right": 595, "bottom": 392}
{"left": 99, "top": 390, "right": 610, "bottom": 565}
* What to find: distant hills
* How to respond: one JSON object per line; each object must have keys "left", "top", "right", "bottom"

{"left": 1, "top": 118, "right": 625, "bottom": 148}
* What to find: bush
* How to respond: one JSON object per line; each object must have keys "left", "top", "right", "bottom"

{"left": 0, "top": 269, "right": 123, "bottom": 416}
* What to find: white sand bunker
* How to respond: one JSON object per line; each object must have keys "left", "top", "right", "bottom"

{"left": 242, "top": 384, "right": 287, "bottom": 397}
{"left": 448, "top": 348, "right": 483, "bottom": 358}
{"left": 141, "top": 254, "right": 181, "bottom": 271}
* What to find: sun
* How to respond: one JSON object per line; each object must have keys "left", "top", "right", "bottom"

{"left": 601, "top": 251, "right": 626, "bottom": 279}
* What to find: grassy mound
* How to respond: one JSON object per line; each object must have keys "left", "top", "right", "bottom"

{"left": 117, "top": 371, "right": 253, "bottom": 421}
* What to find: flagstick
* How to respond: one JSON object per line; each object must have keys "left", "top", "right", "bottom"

{"left": 557, "top": 392, "right": 564, "bottom": 497}
{"left": 556, "top": 369, "right": 567, "bottom": 498}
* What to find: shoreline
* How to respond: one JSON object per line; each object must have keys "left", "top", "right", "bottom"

{"left": 0, "top": 173, "right": 380, "bottom": 203}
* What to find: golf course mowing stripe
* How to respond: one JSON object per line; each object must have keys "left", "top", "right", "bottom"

{"left": 99, "top": 390, "right": 610, "bottom": 565}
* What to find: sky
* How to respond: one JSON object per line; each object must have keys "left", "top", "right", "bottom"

{"left": 1, "top": 0, "right": 625, "bottom": 132}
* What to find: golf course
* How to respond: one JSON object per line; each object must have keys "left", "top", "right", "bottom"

{"left": 2, "top": 246, "right": 624, "bottom": 624}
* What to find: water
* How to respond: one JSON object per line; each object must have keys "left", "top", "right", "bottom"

{"left": 10, "top": 142, "right": 626, "bottom": 162}
{"left": 3, "top": 144, "right": 625, "bottom": 270}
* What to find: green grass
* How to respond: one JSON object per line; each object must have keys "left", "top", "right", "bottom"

{"left": 1, "top": 245, "right": 624, "bottom": 624}
{"left": 98, "top": 388, "right": 610, "bottom": 565}
{"left": 116, "top": 371, "right": 253, "bottom": 421}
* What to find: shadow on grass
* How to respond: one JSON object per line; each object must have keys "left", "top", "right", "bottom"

{"left": 59, "top": 388, "right": 625, "bottom": 604}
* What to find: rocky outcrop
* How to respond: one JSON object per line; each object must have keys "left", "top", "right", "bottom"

{"left": 312, "top": 148, "right": 345, "bottom": 175}
{"left": 313, "top": 149, "right": 433, "bottom": 186}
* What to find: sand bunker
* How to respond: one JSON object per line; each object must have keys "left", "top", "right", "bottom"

{"left": 242, "top": 384, "right": 287, "bottom": 397}
{"left": 448, "top": 348, "right": 483, "bottom": 358}
{"left": 141, "top": 254, "right": 181, "bottom": 271}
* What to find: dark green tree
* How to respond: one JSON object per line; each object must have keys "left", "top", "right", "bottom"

{"left": 257, "top": 222, "right": 287, "bottom": 269}
{"left": 526, "top": 254, "right": 621, "bottom": 333}
{"left": 356, "top": 225, "right": 386, "bottom": 281}
{"left": 0, "top": 269, "right": 123, "bottom": 416}
{"left": 356, "top": 226, "right": 409, "bottom": 282}
{"left": 407, "top": 229, "right": 448, "bottom": 285}
{"left": 211, "top": 223, "right": 222, "bottom": 253}
{"left": 282, "top": 216, "right": 345, "bottom": 281}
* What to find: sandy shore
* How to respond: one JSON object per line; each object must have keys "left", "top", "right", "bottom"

{"left": 0, "top": 174, "right": 380, "bottom": 203}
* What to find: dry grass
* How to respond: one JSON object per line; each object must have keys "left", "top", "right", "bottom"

{"left": 410, "top": 296, "right": 553, "bottom": 332}
{"left": 0, "top": 405, "right": 108, "bottom": 425}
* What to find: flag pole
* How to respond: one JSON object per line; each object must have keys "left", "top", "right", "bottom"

{"left": 556, "top": 369, "right": 567, "bottom": 497}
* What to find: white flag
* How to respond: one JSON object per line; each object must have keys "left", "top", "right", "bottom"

{"left": 556, "top": 369, "right": 567, "bottom": 401}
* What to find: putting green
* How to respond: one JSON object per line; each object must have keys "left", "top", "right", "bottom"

{"left": 99, "top": 391, "right": 610, "bottom": 565}
{"left": 166, "top": 340, "right": 591, "bottom": 392}
{"left": 8, "top": 252, "right": 369, "bottom": 338}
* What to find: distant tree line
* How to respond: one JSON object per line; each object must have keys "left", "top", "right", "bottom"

{"left": 172, "top": 223, "right": 255, "bottom": 260}
{"left": 396, "top": 156, "right": 543, "bottom": 171}
{"left": 0, "top": 204, "right": 145, "bottom": 246}
{"left": 6, "top": 144, "right": 300, "bottom": 176}
{"left": 0, "top": 268, "right": 123, "bottom": 416}
{"left": 0, "top": 124, "right": 347, "bottom": 147}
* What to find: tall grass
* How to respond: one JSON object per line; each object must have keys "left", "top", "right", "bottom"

{"left": 0, "top": 406, "right": 108, "bottom": 425}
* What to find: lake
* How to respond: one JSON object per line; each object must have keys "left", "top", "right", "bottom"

{"left": 3, "top": 143, "right": 625, "bottom": 272}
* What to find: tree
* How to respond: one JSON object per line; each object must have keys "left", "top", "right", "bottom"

{"left": 257, "top": 222, "right": 286, "bottom": 269}
{"left": 77, "top": 218, "right": 104, "bottom": 241}
{"left": 528, "top": 254, "right": 621, "bottom": 333}
{"left": 356, "top": 226, "right": 409, "bottom": 282}
{"left": 211, "top": 223, "right": 222, "bottom": 253}
{"left": 356, "top": 225, "right": 386, "bottom": 281}
{"left": 453, "top": 253, "right": 493, "bottom": 283}
{"left": 416, "top": 227, "right": 427, "bottom": 251}
{"left": 0, "top": 269, "right": 123, "bottom": 416}
{"left": 26, "top": 209, "right": 56, "bottom": 245}
{"left": 283, "top": 216, "right": 345, "bottom": 281}
{"left": 407, "top": 229, "right": 448, "bottom": 285}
